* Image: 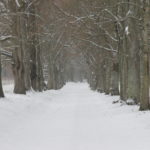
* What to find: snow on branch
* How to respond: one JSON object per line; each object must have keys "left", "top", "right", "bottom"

{"left": 15, "top": 0, "right": 21, "bottom": 8}
{"left": 98, "top": 26, "right": 118, "bottom": 42}
{"left": 0, "top": 49, "right": 12, "bottom": 58}
{"left": 52, "top": 1, "right": 94, "bottom": 24}
{"left": 0, "top": 35, "right": 12, "bottom": 41}
{"left": 52, "top": 1, "right": 78, "bottom": 19}
{"left": 77, "top": 38, "right": 117, "bottom": 53}
{"left": 103, "top": 9, "right": 122, "bottom": 29}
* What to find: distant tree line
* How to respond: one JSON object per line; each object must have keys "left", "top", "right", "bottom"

{"left": 0, "top": 0, "right": 149, "bottom": 110}
{"left": 65, "top": 0, "right": 150, "bottom": 110}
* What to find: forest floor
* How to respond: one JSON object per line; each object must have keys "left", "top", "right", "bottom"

{"left": 0, "top": 82, "right": 150, "bottom": 150}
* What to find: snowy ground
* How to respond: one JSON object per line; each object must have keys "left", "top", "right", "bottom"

{"left": 0, "top": 82, "right": 150, "bottom": 150}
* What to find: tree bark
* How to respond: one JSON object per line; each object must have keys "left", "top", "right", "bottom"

{"left": 0, "top": 51, "right": 4, "bottom": 97}
{"left": 10, "top": 1, "right": 26, "bottom": 94}
{"left": 139, "top": 0, "right": 150, "bottom": 110}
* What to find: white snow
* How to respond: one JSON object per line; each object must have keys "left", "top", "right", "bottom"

{"left": 15, "top": 0, "right": 21, "bottom": 7}
{"left": 0, "top": 35, "right": 12, "bottom": 41}
{"left": 0, "top": 82, "right": 150, "bottom": 150}
{"left": 126, "top": 98, "right": 135, "bottom": 105}
{"left": 125, "top": 26, "right": 130, "bottom": 35}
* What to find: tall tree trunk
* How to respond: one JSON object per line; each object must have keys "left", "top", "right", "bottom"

{"left": 10, "top": 1, "right": 26, "bottom": 94}
{"left": 28, "top": 3, "right": 44, "bottom": 91}
{"left": 0, "top": 52, "right": 4, "bottom": 97}
{"left": 139, "top": 0, "right": 150, "bottom": 110}
{"left": 111, "top": 61, "right": 119, "bottom": 95}
{"left": 24, "top": 2, "right": 31, "bottom": 91}
{"left": 126, "top": 1, "right": 140, "bottom": 103}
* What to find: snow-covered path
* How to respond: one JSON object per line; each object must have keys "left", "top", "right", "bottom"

{"left": 0, "top": 83, "right": 150, "bottom": 150}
